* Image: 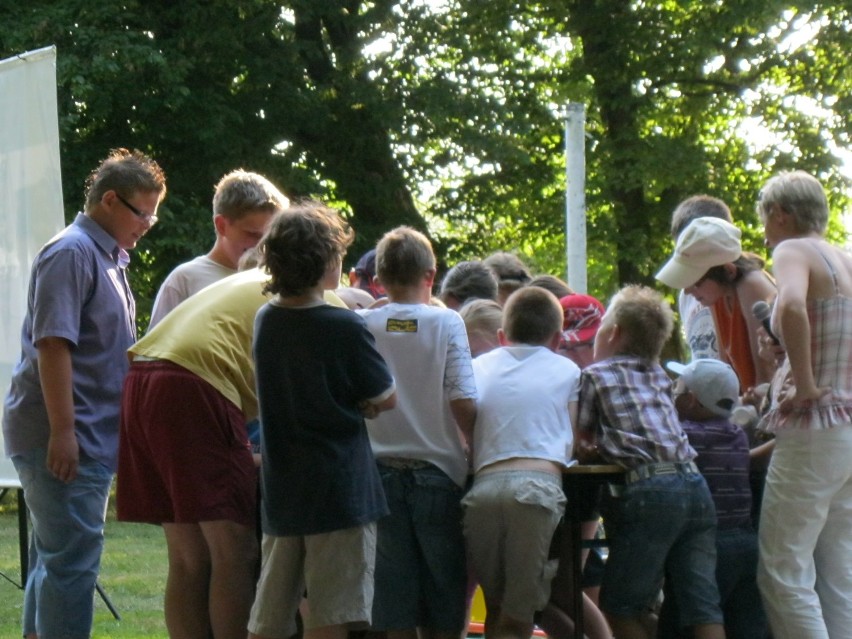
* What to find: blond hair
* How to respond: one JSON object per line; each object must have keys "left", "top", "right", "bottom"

{"left": 376, "top": 227, "right": 436, "bottom": 287}
{"left": 757, "top": 170, "right": 829, "bottom": 234}
{"left": 604, "top": 285, "right": 674, "bottom": 360}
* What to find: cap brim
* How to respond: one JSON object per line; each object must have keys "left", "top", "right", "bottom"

{"left": 655, "top": 258, "right": 707, "bottom": 289}
{"left": 665, "top": 360, "right": 688, "bottom": 376}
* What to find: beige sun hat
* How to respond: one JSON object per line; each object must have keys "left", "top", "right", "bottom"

{"left": 655, "top": 217, "right": 742, "bottom": 289}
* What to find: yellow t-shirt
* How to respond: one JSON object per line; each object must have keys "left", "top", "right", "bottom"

{"left": 131, "top": 268, "right": 345, "bottom": 420}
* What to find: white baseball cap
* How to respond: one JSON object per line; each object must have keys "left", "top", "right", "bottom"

{"left": 655, "top": 217, "right": 742, "bottom": 289}
{"left": 666, "top": 358, "right": 740, "bottom": 418}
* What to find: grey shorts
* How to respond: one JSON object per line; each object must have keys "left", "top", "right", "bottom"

{"left": 248, "top": 524, "right": 377, "bottom": 638}
{"left": 462, "top": 470, "right": 566, "bottom": 622}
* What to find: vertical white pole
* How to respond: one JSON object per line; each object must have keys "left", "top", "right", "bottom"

{"left": 564, "top": 102, "right": 587, "bottom": 294}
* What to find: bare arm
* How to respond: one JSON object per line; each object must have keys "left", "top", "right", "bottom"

{"left": 749, "top": 439, "right": 775, "bottom": 471}
{"left": 450, "top": 397, "right": 477, "bottom": 452}
{"left": 773, "top": 242, "right": 831, "bottom": 407}
{"left": 568, "top": 400, "right": 579, "bottom": 443}
{"left": 736, "top": 270, "right": 778, "bottom": 385}
{"left": 37, "top": 336, "right": 79, "bottom": 483}
{"left": 371, "top": 390, "right": 397, "bottom": 413}
{"left": 360, "top": 389, "right": 397, "bottom": 419}
{"left": 569, "top": 399, "right": 599, "bottom": 462}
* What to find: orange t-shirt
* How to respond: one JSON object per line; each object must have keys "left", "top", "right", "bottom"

{"left": 711, "top": 294, "right": 755, "bottom": 391}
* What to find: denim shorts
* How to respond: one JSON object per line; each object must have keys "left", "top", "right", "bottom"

{"left": 600, "top": 472, "right": 723, "bottom": 626}
{"left": 371, "top": 464, "right": 467, "bottom": 632}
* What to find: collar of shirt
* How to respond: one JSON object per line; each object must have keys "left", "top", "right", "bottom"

{"left": 74, "top": 213, "right": 128, "bottom": 267}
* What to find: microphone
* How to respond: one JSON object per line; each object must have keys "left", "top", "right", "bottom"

{"left": 752, "top": 300, "right": 780, "bottom": 346}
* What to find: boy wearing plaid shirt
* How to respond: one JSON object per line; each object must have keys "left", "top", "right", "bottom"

{"left": 576, "top": 285, "right": 724, "bottom": 639}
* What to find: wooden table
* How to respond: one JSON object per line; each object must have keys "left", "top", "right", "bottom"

{"left": 562, "top": 464, "right": 624, "bottom": 639}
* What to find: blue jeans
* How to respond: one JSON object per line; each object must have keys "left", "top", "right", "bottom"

{"left": 659, "top": 527, "right": 769, "bottom": 638}
{"left": 600, "top": 472, "right": 722, "bottom": 626}
{"left": 13, "top": 448, "right": 113, "bottom": 639}
{"left": 371, "top": 464, "right": 467, "bottom": 632}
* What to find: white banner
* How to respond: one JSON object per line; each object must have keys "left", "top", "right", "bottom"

{"left": 0, "top": 46, "right": 64, "bottom": 478}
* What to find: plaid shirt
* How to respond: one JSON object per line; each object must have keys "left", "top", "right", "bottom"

{"left": 577, "top": 356, "right": 696, "bottom": 470}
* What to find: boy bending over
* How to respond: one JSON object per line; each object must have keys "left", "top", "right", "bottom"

{"left": 577, "top": 285, "right": 724, "bottom": 639}
{"left": 462, "top": 287, "right": 582, "bottom": 639}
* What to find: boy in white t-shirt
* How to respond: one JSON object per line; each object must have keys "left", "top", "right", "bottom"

{"left": 462, "top": 286, "right": 582, "bottom": 639}
{"left": 149, "top": 169, "right": 288, "bottom": 326}
{"left": 359, "top": 227, "right": 477, "bottom": 639}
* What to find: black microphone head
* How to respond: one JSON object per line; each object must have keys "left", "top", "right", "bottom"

{"left": 752, "top": 300, "right": 771, "bottom": 321}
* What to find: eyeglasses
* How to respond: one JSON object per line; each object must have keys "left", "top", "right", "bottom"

{"left": 116, "top": 193, "right": 158, "bottom": 225}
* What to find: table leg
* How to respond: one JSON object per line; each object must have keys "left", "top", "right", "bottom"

{"left": 567, "top": 481, "right": 584, "bottom": 639}
{"left": 17, "top": 488, "right": 28, "bottom": 586}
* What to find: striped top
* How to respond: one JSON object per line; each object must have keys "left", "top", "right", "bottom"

{"left": 681, "top": 417, "right": 752, "bottom": 530}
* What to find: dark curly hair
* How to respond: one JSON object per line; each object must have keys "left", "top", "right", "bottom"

{"left": 258, "top": 201, "right": 354, "bottom": 297}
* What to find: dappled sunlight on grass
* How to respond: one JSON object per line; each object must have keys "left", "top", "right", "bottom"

{"left": 0, "top": 508, "right": 169, "bottom": 638}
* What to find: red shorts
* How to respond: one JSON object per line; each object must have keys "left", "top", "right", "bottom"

{"left": 117, "top": 360, "right": 257, "bottom": 528}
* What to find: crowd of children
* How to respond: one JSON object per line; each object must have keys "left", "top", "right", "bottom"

{"left": 11, "top": 159, "right": 850, "bottom": 639}
{"left": 228, "top": 198, "right": 772, "bottom": 639}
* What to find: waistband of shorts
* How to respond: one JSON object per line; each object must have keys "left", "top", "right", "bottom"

{"left": 473, "top": 469, "right": 562, "bottom": 486}
{"left": 376, "top": 457, "right": 436, "bottom": 471}
{"left": 625, "top": 461, "right": 699, "bottom": 485}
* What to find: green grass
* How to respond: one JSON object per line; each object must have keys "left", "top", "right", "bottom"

{"left": 0, "top": 498, "right": 169, "bottom": 638}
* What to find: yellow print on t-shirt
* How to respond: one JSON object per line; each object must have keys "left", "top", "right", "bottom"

{"left": 386, "top": 318, "right": 418, "bottom": 333}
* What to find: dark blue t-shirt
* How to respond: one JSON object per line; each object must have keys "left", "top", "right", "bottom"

{"left": 254, "top": 302, "right": 394, "bottom": 535}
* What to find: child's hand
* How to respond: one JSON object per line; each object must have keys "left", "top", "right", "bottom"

{"left": 359, "top": 400, "right": 380, "bottom": 419}
{"left": 576, "top": 440, "right": 603, "bottom": 464}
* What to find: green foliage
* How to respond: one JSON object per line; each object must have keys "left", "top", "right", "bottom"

{"left": 1, "top": 0, "right": 850, "bottom": 313}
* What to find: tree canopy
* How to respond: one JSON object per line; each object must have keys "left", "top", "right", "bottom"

{"left": 1, "top": 0, "right": 850, "bottom": 321}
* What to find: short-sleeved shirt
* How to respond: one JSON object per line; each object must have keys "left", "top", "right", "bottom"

{"left": 254, "top": 301, "right": 395, "bottom": 536}
{"left": 131, "top": 268, "right": 346, "bottom": 422}
{"left": 148, "top": 255, "right": 235, "bottom": 328}
{"left": 471, "top": 345, "right": 580, "bottom": 472}
{"left": 678, "top": 291, "right": 720, "bottom": 361}
{"left": 3, "top": 214, "right": 136, "bottom": 470}
{"left": 131, "top": 268, "right": 270, "bottom": 420}
{"left": 680, "top": 417, "right": 752, "bottom": 530}
{"left": 358, "top": 303, "right": 477, "bottom": 487}
{"left": 577, "top": 356, "right": 696, "bottom": 470}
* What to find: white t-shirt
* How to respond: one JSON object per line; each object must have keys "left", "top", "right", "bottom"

{"left": 678, "top": 290, "right": 720, "bottom": 361}
{"left": 359, "top": 303, "right": 477, "bottom": 486}
{"left": 149, "top": 255, "right": 236, "bottom": 328}
{"left": 471, "top": 345, "right": 580, "bottom": 473}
